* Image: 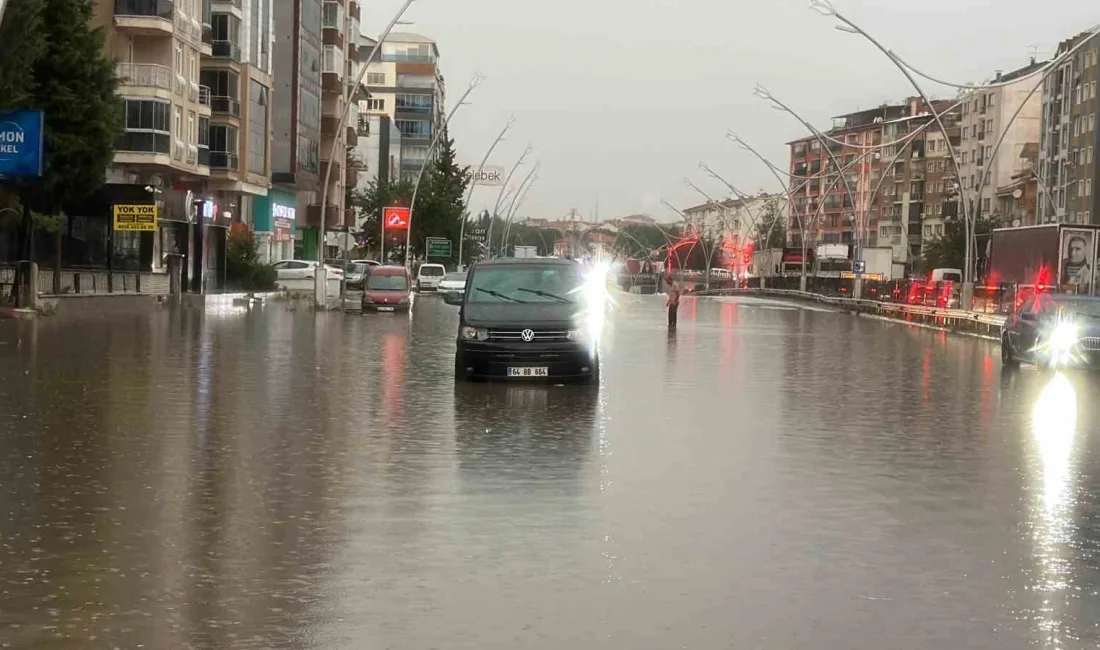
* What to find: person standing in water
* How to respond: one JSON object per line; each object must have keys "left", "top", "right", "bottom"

{"left": 666, "top": 276, "right": 681, "bottom": 329}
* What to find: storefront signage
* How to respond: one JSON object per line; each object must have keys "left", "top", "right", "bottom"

{"left": 113, "top": 204, "right": 158, "bottom": 231}
{"left": 0, "top": 110, "right": 45, "bottom": 178}
{"left": 383, "top": 206, "right": 410, "bottom": 230}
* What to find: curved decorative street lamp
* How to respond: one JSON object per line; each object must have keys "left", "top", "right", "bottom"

{"left": 458, "top": 116, "right": 515, "bottom": 268}
{"left": 403, "top": 74, "right": 484, "bottom": 268}
{"left": 314, "top": 0, "right": 417, "bottom": 306}
{"left": 484, "top": 144, "right": 532, "bottom": 255}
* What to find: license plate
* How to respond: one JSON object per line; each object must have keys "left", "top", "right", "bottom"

{"left": 507, "top": 367, "right": 548, "bottom": 378}
{"left": 377, "top": 306, "right": 395, "bottom": 312}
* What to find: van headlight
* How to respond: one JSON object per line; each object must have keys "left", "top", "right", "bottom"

{"left": 566, "top": 329, "right": 585, "bottom": 341}
{"left": 461, "top": 326, "right": 488, "bottom": 341}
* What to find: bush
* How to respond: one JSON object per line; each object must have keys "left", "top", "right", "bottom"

{"left": 250, "top": 264, "right": 277, "bottom": 291}
{"left": 226, "top": 224, "right": 277, "bottom": 291}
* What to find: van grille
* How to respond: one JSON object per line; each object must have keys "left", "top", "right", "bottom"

{"left": 488, "top": 328, "right": 569, "bottom": 342}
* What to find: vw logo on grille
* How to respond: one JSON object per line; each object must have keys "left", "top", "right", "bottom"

{"left": 520, "top": 329, "right": 535, "bottom": 342}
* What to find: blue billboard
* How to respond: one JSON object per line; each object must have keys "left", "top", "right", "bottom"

{"left": 0, "top": 110, "right": 45, "bottom": 178}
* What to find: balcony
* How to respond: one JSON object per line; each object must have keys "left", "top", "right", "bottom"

{"left": 306, "top": 203, "right": 341, "bottom": 227}
{"left": 210, "top": 95, "right": 240, "bottom": 117}
{"left": 115, "top": 131, "right": 171, "bottom": 155}
{"left": 113, "top": 0, "right": 174, "bottom": 34}
{"left": 197, "top": 145, "right": 210, "bottom": 167}
{"left": 208, "top": 151, "right": 239, "bottom": 170}
{"left": 116, "top": 63, "right": 172, "bottom": 93}
{"left": 210, "top": 39, "right": 242, "bottom": 61}
{"left": 320, "top": 115, "right": 340, "bottom": 137}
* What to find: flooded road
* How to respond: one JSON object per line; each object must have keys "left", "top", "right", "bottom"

{"left": 1, "top": 293, "right": 1098, "bottom": 648}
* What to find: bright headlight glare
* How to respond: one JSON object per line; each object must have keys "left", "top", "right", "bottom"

{"left": 1050, "top": 321, "right": 1078, "bottom": 354}
{"left": 567, "top": 329, "right": 585, "bottom": 341}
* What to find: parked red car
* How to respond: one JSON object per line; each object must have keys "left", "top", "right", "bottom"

{"left": 361, "top": 265, "right": 411, "bottom": 313}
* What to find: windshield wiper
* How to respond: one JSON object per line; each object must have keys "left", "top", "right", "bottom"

{"left": 515, "top": 287, "right": 571, "bottom": 303}
{"left": 475, "top": 287, "right": 527, "bottom": 303}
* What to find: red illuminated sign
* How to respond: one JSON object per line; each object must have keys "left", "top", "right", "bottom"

{"left": 383, "top": 206, "right": 410, "bottom": 230}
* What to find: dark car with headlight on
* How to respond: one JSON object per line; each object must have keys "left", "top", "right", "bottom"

{"left": 443, "top": 257, "right": 603, "bottom": 383}
{"left": 1002, "top": 294, "right": 1100, "bottom": 369}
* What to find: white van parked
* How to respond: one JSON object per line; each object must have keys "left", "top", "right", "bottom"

{"left": 417, "top": 263, "right": 446, "bottom": 291}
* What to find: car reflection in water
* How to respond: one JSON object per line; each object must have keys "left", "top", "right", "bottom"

{"left": 452, "top": 383, "right": 599, "bottom": 494}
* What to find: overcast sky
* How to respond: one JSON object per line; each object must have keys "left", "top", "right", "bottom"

{"left": 361, "top": 0, "right": 1092, "bottom": 222}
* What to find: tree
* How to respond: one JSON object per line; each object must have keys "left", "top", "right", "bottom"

{"left": 351, "top": 178, "right": 414, "bottom": 263}
{"left": 27, "top": 0, "right": 123, "bottom": 215}
{"left": 412, "top": 128, "right": 469, "bottom": 263}
{"left": 752, "top": 200, "right": 787, "bottom": 249}
{"left": 921, "top": 217, "right": 994, "bottom": 272}
{"left": 225, "top": 224, "right": 277, "bottom": 291}
{"left": 0, "top": 0, "right": 46, "bottom": 112}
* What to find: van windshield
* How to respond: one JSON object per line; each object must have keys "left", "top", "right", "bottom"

{"left": 467, "top": 264, "right": 586, "bottom": 304}
{"left": 420, "top": 266, "right": 445, "bottom": 277}
{"left": 368, "top": 274, "right": 408, "bottom": 291}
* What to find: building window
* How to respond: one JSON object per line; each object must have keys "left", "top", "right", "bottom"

{"left": 322, "top": 1, "right": 343, "bottom": 29}
{"left": 322, "top": 45, "right": 343, "bottom": 74}
{"left": 395, "top": 93, "right": 432, "bottom": 114}
{"left": 187, "top": 111, "right": 195, "bottom": 144}
{"left": 248, "top": 80, "right": 268, "bottom": 175}
{"left": 380, "top": 41, "right": 435, "bottom": 64}
{"left": 395, "top": 119, "right": 431, "bottom": 139}
{"left": 208, "top": 124, "right": 239, "bottom": 169}
{"left": 366, "top": 72, "right": 386, "bottom": 85}
{"left": 365, "top": 98, "right": 384, "bottom": 112}
{"left": 117, "top": 98, "right": 171, "bottom": 154}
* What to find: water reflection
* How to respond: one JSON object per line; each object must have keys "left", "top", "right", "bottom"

{"left": 1029, "top": 373, "right": 1079, "bottom": 648}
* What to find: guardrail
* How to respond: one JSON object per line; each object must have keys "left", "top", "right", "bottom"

{"left": 694, "top": 287, "right": 1006, "bottom": 339}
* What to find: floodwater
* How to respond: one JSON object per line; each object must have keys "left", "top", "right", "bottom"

{"left": 1, "top": 293, "right": 1099, "bottom": 648}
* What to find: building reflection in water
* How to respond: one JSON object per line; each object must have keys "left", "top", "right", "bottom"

{"left": 1028, "top": 372, "right": 1079, "bottom": 648}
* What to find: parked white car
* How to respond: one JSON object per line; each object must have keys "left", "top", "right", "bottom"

{"left": 416, "top": 263, "right": 446, "bottom": 291}
{"left": 272, "top": 260, "right": 345, "bottom": 281}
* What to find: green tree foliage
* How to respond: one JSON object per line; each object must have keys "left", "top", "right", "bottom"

{"left": 920, "top": 217, "right": 994, "bottom": 272}
{"left": 28, "top": 0, "right": 123, "bottom": 214}
{"left": 0, "top": 0, "right": 46, "bottom": 111}
{"left": 616, "top": 223, "right": 680, "bottom": 259}
{"left": 351, "top": 129, "right": 470, "bottom": 265}
{"left": 225, "top": 225, "right": 277, "bottom": 291}
{"left": 752, "top": 200, "right": 787, "bottom": 250}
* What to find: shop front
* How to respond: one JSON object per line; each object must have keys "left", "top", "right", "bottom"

{"left": 252, "top": 190, "right": 297, "bottom": 264}
{"left": 191, "top": 195, "right": 233, "bottom": 293}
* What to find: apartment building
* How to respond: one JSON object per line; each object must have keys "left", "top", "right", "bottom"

{"left": 93, "top": 0, "right": 215, "bottom": 290}
{"left": 956, "top": 59, "right": 1045, "bottom": 225}
{"left": 787, "top": 104, "right": 902, "bottom": 250}
{"left": 201, "top": 0, "right": 275, "bottom": 281}
{"left": 268, "top": 0, "right": 324, "bottom": 262}
{"left": 920, "top": 120, "right": 962, "bottom": 242}
{"left": 359, "top": 33, "right": 446, "bottom": 184}
{"left": 681, "top": 193, "right": 788, "bottom": 253}
{"left": 1038, "top": 31, "right": 1100, "bottom": 225}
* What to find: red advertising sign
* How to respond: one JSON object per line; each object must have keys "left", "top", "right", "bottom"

{"left": 383, "top": 206, "right": 410, "bottom": 230}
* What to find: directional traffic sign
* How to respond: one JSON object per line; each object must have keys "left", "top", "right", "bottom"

{"left": 383, "top": 206, "right": 410, "bottom": 230}
{"left": 426, "top": 237, "right": 451, "bottom": 258}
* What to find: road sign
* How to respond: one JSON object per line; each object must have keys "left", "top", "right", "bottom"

{"left": 112, "top": 204, "right": 158, "bottom": 231}
{"left": 383, "top": 206, "right": 410, "bottom": 230}
{"left": 426, "top": 237, "right": 451, "bottom": 258}
{"left": 0, "top": 110, "right": 44, "bottom": 178}
{"left": 853, "top": 260, "right": 866, "bottom": 274}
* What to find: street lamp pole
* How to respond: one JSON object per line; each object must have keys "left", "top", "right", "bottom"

{"left": 485, "top": 144, "right": 532, "bottom": 256}
{"left": 314, "top": 0, "right": 416, "bottom": 307}
{"left": 458, "top": 116, "right": 515, "bottom": 269}
{"left": 502, "top": 161, "right": 540, "bottom": 246}
{"left": 403, "top": 74, "right": 483, "bottom": 269}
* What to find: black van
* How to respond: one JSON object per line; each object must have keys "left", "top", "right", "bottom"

{"left": 444, "top": 258, "right": 601, "bottom": 382}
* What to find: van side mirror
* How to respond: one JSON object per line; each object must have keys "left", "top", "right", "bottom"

{"left": 442, "top": 291, "right": 463, "bottom": 306}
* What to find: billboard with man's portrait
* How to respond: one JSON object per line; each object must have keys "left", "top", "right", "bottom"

{"left": 1060, "top": 228, "right": 1096, "bottom": 295}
